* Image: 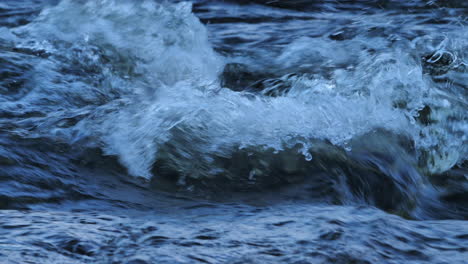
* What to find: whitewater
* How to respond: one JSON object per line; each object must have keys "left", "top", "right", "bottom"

{"left": 0, "top": 0, "right": 467, "bottom": 263}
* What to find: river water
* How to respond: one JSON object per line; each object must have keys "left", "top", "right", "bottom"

{"left": 0, "top": 0, "right": 467, "bottom": 263}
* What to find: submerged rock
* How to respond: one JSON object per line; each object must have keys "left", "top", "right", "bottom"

{"left": 328, "top": 27, "right": 358, "bottom": 41}
{"left": 221, "top": 63, "right": 267, "bottom": 91}
{"left": 422, "top": 51, "right": 455, "bottom": 76}
{"left": 150, "top": 131, "right": 436, "bottom": 219}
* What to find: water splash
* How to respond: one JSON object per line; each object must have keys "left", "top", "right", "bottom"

{"left": 0, "top": 0, "right": 466, "bottom": 216}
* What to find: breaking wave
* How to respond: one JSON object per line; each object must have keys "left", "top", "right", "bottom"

{"left": 0, "top": 0, "right": 467, "bottom": 218}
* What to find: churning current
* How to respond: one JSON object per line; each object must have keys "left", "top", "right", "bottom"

{"left": 0, "top": 0, "right": 467, "bottom": 263}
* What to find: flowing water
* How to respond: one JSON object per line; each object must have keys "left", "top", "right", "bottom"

{"left": 0, "top": 0, "right": 467, "bottom": 263}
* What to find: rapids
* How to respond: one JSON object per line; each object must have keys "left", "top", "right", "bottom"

{"left": 0, "top": 0, "right": 467, "bottom": 263}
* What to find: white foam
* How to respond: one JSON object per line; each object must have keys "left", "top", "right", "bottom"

{"left": 5, "top": 0, "right": 466, "bottom": 179}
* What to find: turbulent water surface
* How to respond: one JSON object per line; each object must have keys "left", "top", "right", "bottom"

{"left": 0, "top": 0, "right": 467, "bottom": 263}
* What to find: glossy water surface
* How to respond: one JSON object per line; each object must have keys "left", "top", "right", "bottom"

{"left": 0, "top": 0, "right": 467, "bottom": 263}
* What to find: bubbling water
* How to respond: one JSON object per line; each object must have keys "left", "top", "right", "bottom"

{"left": 1, "top": 0, "right": 466, "bottom": 203}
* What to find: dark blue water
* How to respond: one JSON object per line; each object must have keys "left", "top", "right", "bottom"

{"left": 0, "top": 0, "right": 467, "bottom": 263}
